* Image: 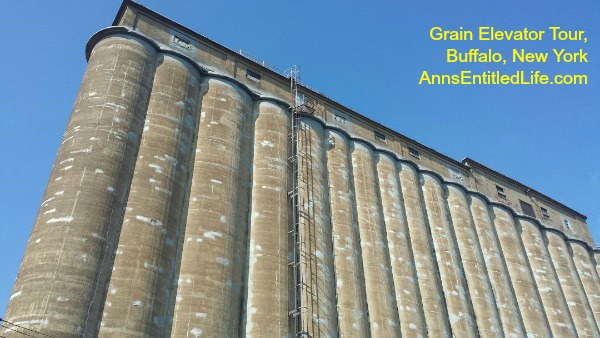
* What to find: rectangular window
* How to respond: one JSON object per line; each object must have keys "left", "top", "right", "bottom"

{"left": 246, "top": 69, "right": 261, "bottom": 82}
{"left": 540, "top": 207, "right": 550, "bottom": 219}
{"left": 496, "top": 185, "right": 507, "bottom": 200}
{"left": 519, "top": 200, "right": 535, "bottom": 218}
{"left": 408, "top": 147, "right": 420, "bottom": 159}
{"left": 374, "top": 131, "right": 386, "bottom": 142}
{"left": 334, "top": 114, "right": 348, "bottom": 124}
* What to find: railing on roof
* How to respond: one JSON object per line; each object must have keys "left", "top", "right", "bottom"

{"left": 237, "top": 49, "right": 329, "bottom": 100}
{"left": 238, "top": 49, "right": 286, "bottom": 77}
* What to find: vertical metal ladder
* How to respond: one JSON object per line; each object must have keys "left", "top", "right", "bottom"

{"left": 287, "top": 66, "right": 321, "bottom": 338}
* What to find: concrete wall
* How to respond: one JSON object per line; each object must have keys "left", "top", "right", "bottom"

{"left": 3, "top": 4, "right": 600, "bottom": 338}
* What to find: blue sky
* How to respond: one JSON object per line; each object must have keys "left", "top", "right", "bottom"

{"left": 1, "top": 0, "right": 598, "bottom": 315}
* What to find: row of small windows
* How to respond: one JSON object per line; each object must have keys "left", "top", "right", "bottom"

{"left": 372, "top": 131, "right": 421, "bottom": 160}
{"left": 246, "top": 69, "right": 261, "bottom": 82}
{"left": 496, "top": 185, "right": 572, "bottom": 230}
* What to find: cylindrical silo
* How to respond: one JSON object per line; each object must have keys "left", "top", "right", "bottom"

{"left": 446, "top": 185, "right": 503, "bottom": 337}
{"left": 546, "top": 231, "right": 600, "bottom": 336}
{"left": 376, "top": 153, "right": 425, "bottom": 337}
{"left": 244, "top": 100, "right": 291, "bottom": 338}
{"left": 295, "top": 118, "right": 338, "bottom": 338}
{"left": 351, "top": 141, "right": 400, "bottom": 337}
{"left": 469, "top": 195, "right": 524, "bottom": 337}
{"left": 3, "top": 35, "right": 157, "bottom": 338}
{"left": 170, "top": 78, "right": 253, "bottom": 337}
{"left": 518, "top": 219, "right": 576, "bottom": 336}
{"left": 491, "top": 207, "right": 551, "bottom": 337}
{"left": 570, "top": 242, "right": 600, "bottom": 324}
{"left": 420, "top": 174, "right": 477, "bottom": 337}
{"left": 325, "top": 130, "right": 370, "bottom": 337}
{"left": 99, "top": 53, "right": 201, "bottom": 337}
{"left": 398, "top": 162, "right": 450, "bottom": 337}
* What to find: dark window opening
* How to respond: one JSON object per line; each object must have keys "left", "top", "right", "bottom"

{"left": 496, "top": 185, "right": 506, "bottom": 200}
{"left": 246, "top": 69, "right": 261, "bottom": 82}
{"left": 540, "top": 207, "right": 550, "bottom": 220}
{"left": 374, "top": 131, "right": 386, "bottom": 142}
{"left": 564, "top": 219, "right": 572, "bottom": 230}
{"left": 334, "top": 114, "right": 348, "bottom": 124}
{"left": 520, "top": 200, "right": 535, "bottom": 218}
{"left": 409, "top": 147, "right": 420, "bottom": 159}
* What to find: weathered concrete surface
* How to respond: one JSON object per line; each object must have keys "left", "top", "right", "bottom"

{"left": 376, "top": 154, "right": 425, "bottom": 337}
{"left": 446, "top": 186, "right": 503, "bottom": 337}
{"left": 351, "top": 142, "right": 400, "bottom": 337}
{"left": 3, "top": 35, "right": 156, "bottom": 338}
{"left": 469, "top": 195, "right": 524, "bottom": 337}
{"left": 546, "top": 231, "right": 600, "bottom": 337}
{"left": 398, "top": 163, "right": 451, "bottom": 337}
{"left": 170, "top": 78, "right": 253, "bottom": 337}
{"left": 99, "top": 54, "right": 201, "bottom": 337}
{"left": 571, "top": 242, "right": 600, "bottom": 325}
{"left": 421, "top": 175, "right": 477, "bottom": 337}
{"left": 595, "top": 253, "right": 600, "bottom": 284}
{"left": 244, "top": 101, "right": 291, "bottom": 338}
{"left": 297, "top": 118, "right": 338, "bottom": 338}
{"left": 491, "top": 207, "right": 551, "bottom": 337}
{"left": 325, "top": 131, "right": 370, "bottom": 337}
{"left": 518, "top": 219, "right": 576, "bottom": 336}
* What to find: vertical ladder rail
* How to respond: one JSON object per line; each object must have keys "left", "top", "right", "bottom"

{"left": 287, "top": 65, "right": 304, "bottom": 337}
{"left": 288, "top": 66, "right": 322, "bottom": 338}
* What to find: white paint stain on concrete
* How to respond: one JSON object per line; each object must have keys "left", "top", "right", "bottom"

{"left": 71, "top": 146, "right": 92, "bottom": 154}
{"left": 260, "top": 140, "right": 274, "bottom": 147}
{"left": 204, "top": 231, "right": 223, "bottom": 240}
{"left": 190, "top": 328, "right": 203, "bottom": 337}
{"left": 10, "top": 291, "right": 22, "bottom": 300}
{"left": 136, "top": 215, "right": 163, "bottom": 227}
{"left": 46, "top": 216, "right": 74, "bottom": 224}
{"left": 43, "top": 209, "right": 56, "bottom": 215}
{"left": 216, "top": 257, "right": 230, "bottom": 266}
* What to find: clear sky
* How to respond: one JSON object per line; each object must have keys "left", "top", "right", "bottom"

{"left": 1, "top": 0, "right": 598, "bottom": 315}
